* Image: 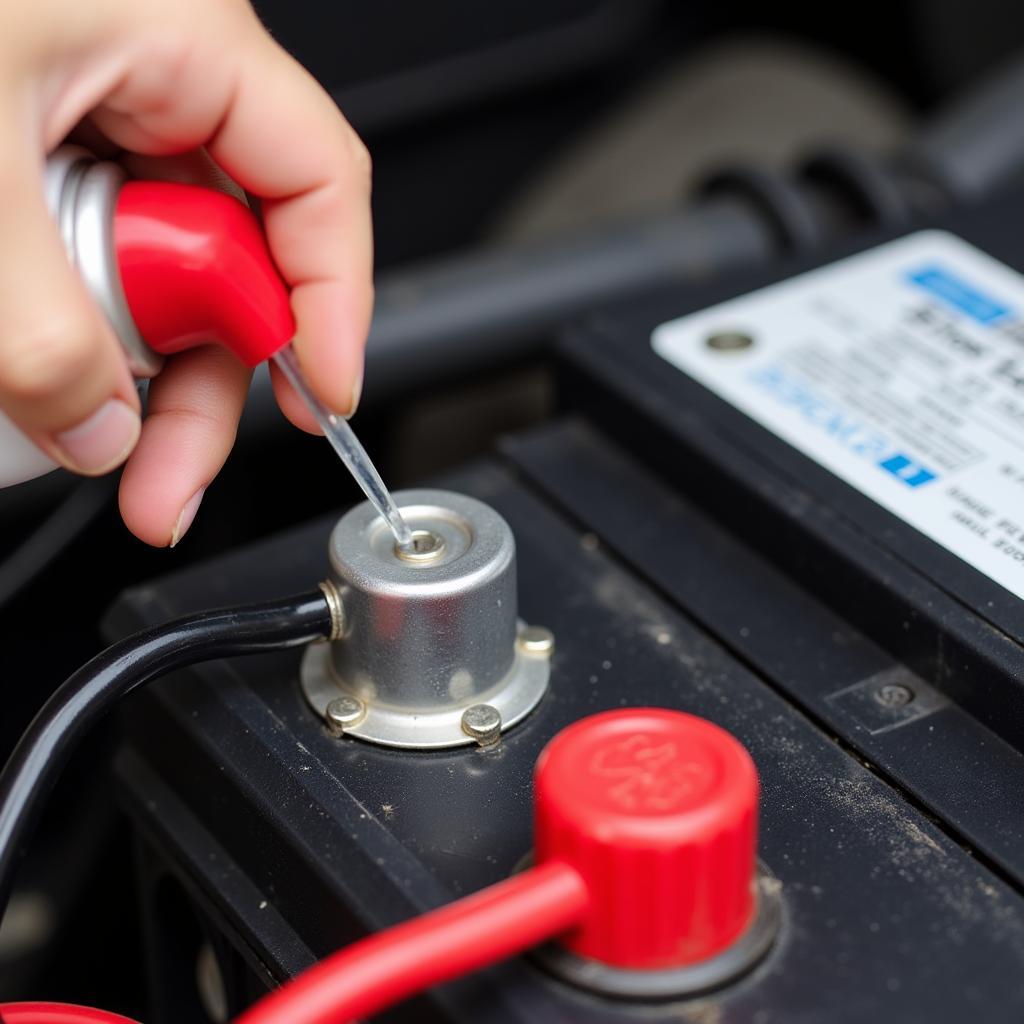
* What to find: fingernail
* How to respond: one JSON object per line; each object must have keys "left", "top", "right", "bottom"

{"left": 170, "top": 488, "right": 205, "bottom": 548}
{"left": 54, "top": 399, "right": 141, "bottom": 475}
{"left": 345, "top": 368, "right": 364, "bottom": 420}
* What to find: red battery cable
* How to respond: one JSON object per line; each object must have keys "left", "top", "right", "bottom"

{"left": 235, "top": 860, "right": 588, "bottom": 1024}
{"left": 0, "top": 1004, "right": 138, "bottom": 1024}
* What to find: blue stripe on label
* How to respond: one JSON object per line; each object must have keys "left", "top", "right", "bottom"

{"left": 907, "top": 264, "right": 1011, "bottom": 324}
{"left": 878, "top": 453, "right": 937, "bottom": 488}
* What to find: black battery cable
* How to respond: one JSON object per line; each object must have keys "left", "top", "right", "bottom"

{"left": 0, "top": 589, "right": 333, "bottom": 917}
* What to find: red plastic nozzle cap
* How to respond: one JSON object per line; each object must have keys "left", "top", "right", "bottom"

{"left": 534, "top": 708, "right": 758, "bottom": 969}
{"left": 114, "top": 181, "right": 295, "bottom": 367}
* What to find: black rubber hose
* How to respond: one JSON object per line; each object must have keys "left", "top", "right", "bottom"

{"left": 362, "top": 199, "right": 775, "bottom": 403}
{"left": 0, "top": 590, "right": 331, "bottom": 918}
{"left": 234, "top": 197, "right": 776, "bottom": 420}
{"left": 911, "top": 55, "right": 1024, "bottom": 202}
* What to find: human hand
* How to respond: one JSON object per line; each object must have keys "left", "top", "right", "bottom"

{"left": 0, "top": 0, "right": 373, "bottom": 544}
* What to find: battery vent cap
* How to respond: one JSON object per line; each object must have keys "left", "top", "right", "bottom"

{"left": 534, "top": 707, "right": 758, "bottom": 969}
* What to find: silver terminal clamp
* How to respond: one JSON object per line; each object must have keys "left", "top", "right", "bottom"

{"left": 301, "top": 489, "right": 552, "bottom": 749}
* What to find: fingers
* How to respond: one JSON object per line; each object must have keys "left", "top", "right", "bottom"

{"left": 0, "top": 105, "right": 139, "bottom": 475}
{"left": 224, "top": 59, "right": 373, "bottom": 420}
{"left": 89, "top": 9, "right": 373, "bottom": 420}
{"left": 119, "top": 345, "right": 250, "bottom": 546}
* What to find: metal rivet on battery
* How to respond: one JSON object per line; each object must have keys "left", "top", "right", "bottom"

{"left": 874, "top": 683, "right": 915, "bottom": 709}
{"left": 325, "top": 696, "right": 366, "bottom": 734}
{"left": 706, "top": 331, "right": 754, "bottom": 352}
{"left": 462, "top": 704, "right": 502, "bottom": 746}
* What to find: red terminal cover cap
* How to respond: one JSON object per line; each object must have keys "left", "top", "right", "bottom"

{"left": 534, "top": 708, "right": 758, "bottom": 969}
{"left": 114, "top": 181, "right": 295, "bottom": 367}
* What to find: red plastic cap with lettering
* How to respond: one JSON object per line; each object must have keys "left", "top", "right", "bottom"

{"left": 534, "top": 707, "right": 758, "bottom": 969}
{"left": 114, "top": 181, "right": 295, "bottom": 367}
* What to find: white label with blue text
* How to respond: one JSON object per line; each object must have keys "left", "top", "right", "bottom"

{"left": 652, "top": 230, "right": 1024, "bottom": 601}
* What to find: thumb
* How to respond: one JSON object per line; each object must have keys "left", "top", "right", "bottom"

{"left": 0, "top": 137, "right": 141, "bottom": 475}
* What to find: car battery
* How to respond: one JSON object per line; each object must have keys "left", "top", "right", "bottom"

{"left": 108, "top": 192, "right": 1024, "bottom": 1022}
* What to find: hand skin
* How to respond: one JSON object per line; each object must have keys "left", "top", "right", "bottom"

{"left": 0, "top": 0, "right": 373, "bottom": 545}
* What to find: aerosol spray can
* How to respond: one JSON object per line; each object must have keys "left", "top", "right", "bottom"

{"left": 0, "top": 146, "right": 294, "bottom": 486}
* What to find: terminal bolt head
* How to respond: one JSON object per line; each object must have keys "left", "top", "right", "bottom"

{"left": 395, "top": 528, "right": 446, "bottom": 564}
{"left": 461, "top": 704, "right": 502, "bottom": 747}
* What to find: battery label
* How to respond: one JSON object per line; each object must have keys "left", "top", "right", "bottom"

{"left": 651, "top": 230, "right": 1024, "bottom": 601}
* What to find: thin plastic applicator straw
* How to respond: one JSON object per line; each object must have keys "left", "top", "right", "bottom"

{"left": 273, "top": 343, "right": 414, "bottom": 550}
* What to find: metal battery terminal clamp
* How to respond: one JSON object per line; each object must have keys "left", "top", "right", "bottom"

{"left": 301, "top": 490, "right": 553, "bottom": 749}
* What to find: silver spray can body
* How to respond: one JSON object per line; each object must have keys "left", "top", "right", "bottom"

{"left": 0, "top": 146, "right": 157, "bottom": 486}
{"left": 44, "top": 146, "right": 163, "bottom": 378}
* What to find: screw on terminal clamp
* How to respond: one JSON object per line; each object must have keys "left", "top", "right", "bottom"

{"left": 302, "top": 489, "right": 552, "bottom": 750}
{"left": 324, "top": 696, "right": 366, "bottom": 735}
{"left": 461, "top": 704, "right": 503, "bottom": 747}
